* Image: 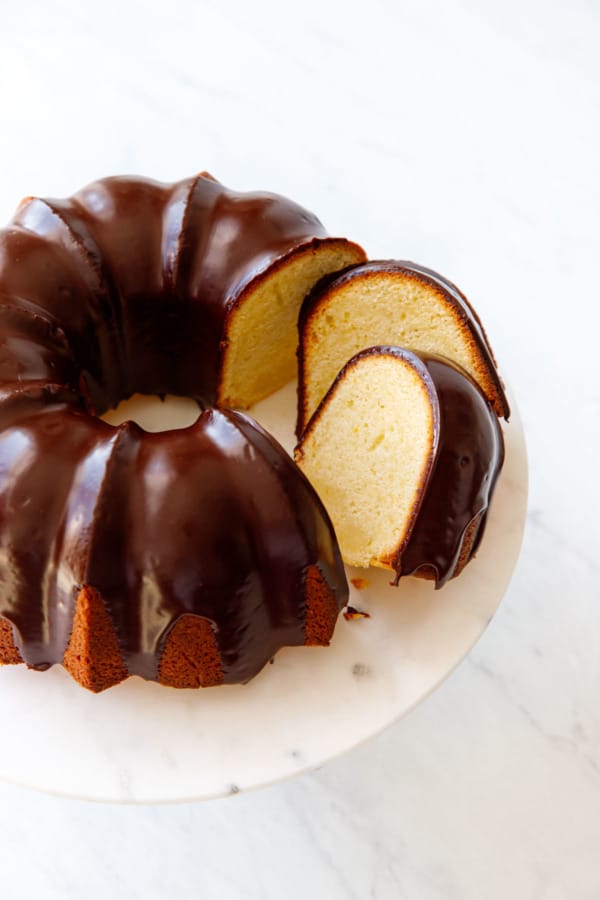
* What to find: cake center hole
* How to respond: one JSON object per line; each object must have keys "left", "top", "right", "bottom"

{"left": 100, "top": 394, "right": 202, "bottom": 432}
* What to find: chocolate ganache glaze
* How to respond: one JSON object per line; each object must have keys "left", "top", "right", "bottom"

{"left": 394, "top": 353, "right": 505, "bottom": 588}
{"left": 0, "top": 173, "right": 350, "bottom": 688}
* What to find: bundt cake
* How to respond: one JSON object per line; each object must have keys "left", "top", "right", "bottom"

{"left": 294, "top": 346, "right": 504, "bottom": 587}
{"left": 296, "top": 260, "right": 509, "bottom": 437}
{"left": 0, "top": 172, "right": 359, "bottom": 691}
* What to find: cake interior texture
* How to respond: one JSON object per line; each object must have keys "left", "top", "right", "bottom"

{"left": 220, "top": 240, "right": 365, "bottom": 409}
{"left": 298, "top": 265, "right": 507, "bottom": 435}
{"left": 295, "top": 350, "right": 438, "bottom": 569}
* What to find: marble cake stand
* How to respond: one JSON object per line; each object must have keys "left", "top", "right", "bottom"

{"left": 0, "top": 382, "right": 527, "bottom": 803}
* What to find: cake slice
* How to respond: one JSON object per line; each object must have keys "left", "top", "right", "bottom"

{"left": 297, "top": 260, "right": 509, "bottom": 437}
{"left": 294, "top": 346, "right": 504, "bottom": 587}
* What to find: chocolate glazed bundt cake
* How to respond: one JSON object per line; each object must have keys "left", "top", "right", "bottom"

{"left": 0, "top": 173, "right": 359, "bottom": 691}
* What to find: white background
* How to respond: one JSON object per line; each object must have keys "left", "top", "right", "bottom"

{"left": 0, "top": 0, "right": 599, "bottom": 897}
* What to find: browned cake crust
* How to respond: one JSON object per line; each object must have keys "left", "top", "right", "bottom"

{"left": 158, "top": 615, "right": 224, "bottom": 689}
{"left": 303, "top": 564, "right": 341, "bottom": 646}
{"left": 63, "top": 586, "right": 128, "bottom": 693}
{"left": 451, "top": 514, "right": 485, "bottom": 580}
{"left": 0, "top": 618, "right": 22, "bottom": 665}
{"left": 410, "top": 513, "right": 484, "bottom": 583}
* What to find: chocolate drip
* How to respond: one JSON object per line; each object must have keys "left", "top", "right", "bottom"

{"left": 0, "top": 174, "right": 348, "bottom": 683}
{"left": 397, "top": 355, "right": 504, "bottom": 588}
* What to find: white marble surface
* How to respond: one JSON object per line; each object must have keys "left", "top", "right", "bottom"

{"left": 0, "top": 0, "right": 598, "bottom": 896}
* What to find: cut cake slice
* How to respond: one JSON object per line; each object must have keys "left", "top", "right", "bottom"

{"left": 297, "top": 260, "right": 509, "bottom": 437}
{"left": 295, "top": 346, "right": 505, "bottom": 587}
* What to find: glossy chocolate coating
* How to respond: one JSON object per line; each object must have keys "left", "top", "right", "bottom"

{"left": 0, "top": 174, "right": 347, "bottom": 681}
{"left": 396, "top": 354, "right": 504, "bottom": 588}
